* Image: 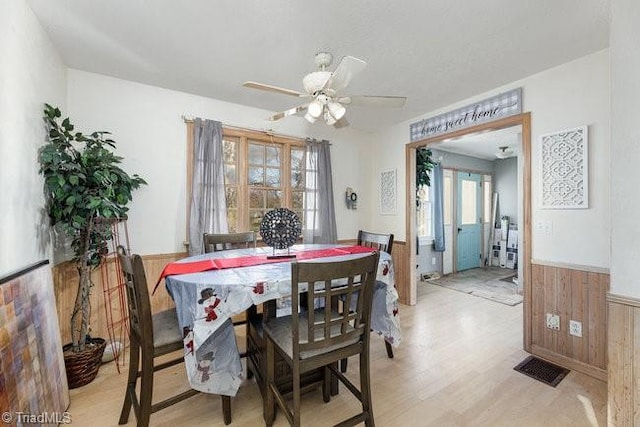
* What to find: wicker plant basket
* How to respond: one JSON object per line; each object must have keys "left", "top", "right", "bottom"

{"left": 63, "top": 338, "right": 107, "bottom": 389}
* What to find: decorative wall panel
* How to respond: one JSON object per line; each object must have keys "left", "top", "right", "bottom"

{"left": 540, "top": 126, "right": 588, "bottom": 208}
{"left": 380, "top": 168, "right": 397, "bottom": 215}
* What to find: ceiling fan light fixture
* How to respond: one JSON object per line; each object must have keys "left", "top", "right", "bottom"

{"left": 303, "top": 111, "right": 318, "bottom": 123}
{"left": 246, "top": 51, "right": 405, "bottom": 129}
{"left": 324, "top": 111, "right": 337, "bottom": 126}
{"left": 307, "top": 100, "right": 324, "bottom": 118}
{"left": 327, "top": 101, "right": 346, "bottom": 121}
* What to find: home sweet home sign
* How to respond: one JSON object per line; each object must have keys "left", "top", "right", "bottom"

{"left": 409, "top": 88, "right": 522, "bottom": 142}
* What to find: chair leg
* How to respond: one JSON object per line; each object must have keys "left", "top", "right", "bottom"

{"left": 360, "top": 352, "right": 375, "bottom": 427}
{"left": 119, "top": 340, "right": 139, "bottom": 424}
{"left": 244, "top": 314, "right": 253, "bottom": 380}
{"left": 264, "top": 338, "right": 275, "bottom": 427}
{"left": 138, "top": 352, "right": 154, "bottom": 427}
{"left": 292, "top": 364, "right": 301, "bottom": 427}
{"left": 344, "top": 339, "right": 392, "bottom": 374}
{"left": 245, "top": 333, "right": 254, "bottom": 380}
{"left": 322, "top": 365, "right": 331, "bottom": 403}
{"left": 222, "top": 396, "right": 231, "bottom": 425}
{"left": 385, "top": 340, "right": 394, "bottom": 358}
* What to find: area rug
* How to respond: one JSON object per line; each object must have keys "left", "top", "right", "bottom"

{"left": 513, "top": 356, "right": 569, "bottom": 387}
{"left": 425, "top": 267, "right": 523, "bottom": 306}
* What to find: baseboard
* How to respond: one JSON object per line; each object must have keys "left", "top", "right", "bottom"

{"left": 530, "top": 345, "right": 607, "bottom": 382}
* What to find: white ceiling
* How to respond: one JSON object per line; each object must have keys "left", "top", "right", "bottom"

{"left": 434, "top": 125, "right": 522, "bottom": 161}
{"left": 27, "top": 0, "right": 609, "bottom": 133}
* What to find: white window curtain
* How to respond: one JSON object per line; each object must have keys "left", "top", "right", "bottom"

{"left": 303, "top": 139, "right": 337, "bottom": 243}
{"left": 188, "top": 119, "right": 228, "bottom": 255}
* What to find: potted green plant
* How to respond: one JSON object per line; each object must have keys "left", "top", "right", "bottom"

{"left": 38, "top": 104, "right": 146, "bottom": 388}
{"left": 416, "top": 147, "right": 436, "bottom": 201}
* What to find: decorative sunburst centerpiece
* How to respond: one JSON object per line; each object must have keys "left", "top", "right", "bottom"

{"left": 260, "top": 208, "right": 302, "bottom": 258}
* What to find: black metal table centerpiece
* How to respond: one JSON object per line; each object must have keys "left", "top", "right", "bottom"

{"left": 259, "top": 208, "right": 302, "bottom": 259}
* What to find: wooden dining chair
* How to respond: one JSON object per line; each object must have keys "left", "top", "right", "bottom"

{"left": 340, "top": 230, "right": 395, "bottom": 373}
{"left": 263, "top": 252, "right": 380, "bottom": 427}
{"left": 117, "top": 246, "right": 231, "bottom": 426}
{"left": 203, "top": 231, "right": 257, "bottom": 253}
{"left": 357, "top": 230, "right": 394, "bottom": 255}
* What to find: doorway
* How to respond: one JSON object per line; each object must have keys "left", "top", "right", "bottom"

{"left": 405, "top": 113, "right": 533, "bottom": 351}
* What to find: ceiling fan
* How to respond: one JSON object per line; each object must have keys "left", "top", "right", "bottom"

{"left": 243, "top": 52, "right": 406, "bottom": 128}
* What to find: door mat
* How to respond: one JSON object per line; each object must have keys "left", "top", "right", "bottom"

{"left": 427, "top": 268, "right": 522, "bottom": 306}
{"left": 513, "top": 356, "right": 569, "bottom": 387}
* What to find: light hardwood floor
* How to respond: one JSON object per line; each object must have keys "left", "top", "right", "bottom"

{"left": 67, "top": 283, "right": 607, "bottom": 426}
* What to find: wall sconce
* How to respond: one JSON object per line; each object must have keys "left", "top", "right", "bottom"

{"left": 345, "top": 187, "right": 358, "bottom": 210}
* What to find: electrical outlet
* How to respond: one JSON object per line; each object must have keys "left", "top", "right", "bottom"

{"left": 431, "top": 256, "right": 437, "bottom": 265}
{"left": 569, "top": 320, "right": 582, "bottom": 337}
{"left": 546, "top": 313, "right": 560, "bottom": 331}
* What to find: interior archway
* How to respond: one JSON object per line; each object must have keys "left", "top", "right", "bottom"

{"left": 404, "top": 112, "right": 533, "bottom": 351}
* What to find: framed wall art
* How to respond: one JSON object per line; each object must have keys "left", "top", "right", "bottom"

{"left": 0, "top": 261, "right": 70, "bottom": 420}
{"left": 379, "top": 168, "right": 397, "bottom": 215}
{"left": 540, "top": 125, "right": 588, "bottom": 209}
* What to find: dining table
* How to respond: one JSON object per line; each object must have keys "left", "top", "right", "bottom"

{"left": 158, "top": 243, "right": 402, "bottom": 397}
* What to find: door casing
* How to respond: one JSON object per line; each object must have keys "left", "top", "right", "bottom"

{"left": 405, "top": 113, "right": 532, "bottom": 352}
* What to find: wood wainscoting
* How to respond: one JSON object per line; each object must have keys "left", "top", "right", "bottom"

{"left": 530, "top": 261, "right": 609, "bottom": 381}
{"left": 52, "top": 253, "right": 185, "bottom": 345}
{"left": 53, "top": 242, "right": 411, "bottom": 344}
{"left": 391, "top": 241, "right": 409, "bottom": 305}
{"left": 607, "top": 293, "right": 640, "bottom": 426}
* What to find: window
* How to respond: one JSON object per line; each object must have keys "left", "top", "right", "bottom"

{"left": 418, "top": 169, "right": 452, "bottom": 240}
{"left": 460, "top": 180, "right": 478, "bottom": 225}
{"left": 417, "top": 183, "right": 432, "bottom": 239}
{"left": 221, "top": 129, "right": 308, "bottom": 233}
{"left": 483, "top": 174, "right": 493, "bottom": 224}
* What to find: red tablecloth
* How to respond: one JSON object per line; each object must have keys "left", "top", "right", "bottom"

{"left": 153, "top": 245, "right": 375, "bottom": 294}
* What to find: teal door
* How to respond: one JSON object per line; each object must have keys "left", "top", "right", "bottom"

{"left": 456, "top": 172, "right": 482, "bottom": 271}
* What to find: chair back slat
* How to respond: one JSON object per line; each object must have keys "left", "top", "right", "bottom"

{"left": 291, "top": 252, "right": 379, "bottom": 356}
{"left": 203, "top": 232, "right": 257, "bottom": 253}
{"left": 117, "top": 246, "right": 153, "bottom": 349}
{"left": 357, "top": 230, "right": 394, "bottom": 254}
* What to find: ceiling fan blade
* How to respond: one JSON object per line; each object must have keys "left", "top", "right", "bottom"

{"left": 339, "top": 95, "right": 406, "bottom": 108}
{"left": 334, "top": 117, "right": 349, "bottom": 129}
{"left": 267, "top": 104, "right": 307, "bottom": 121}
{"left": 243, "top": 81, "right": 306, "bottom": 97}
{"left": 323, "top": 56, "right": 367, "bottom": 93}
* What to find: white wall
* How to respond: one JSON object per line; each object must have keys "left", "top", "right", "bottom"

{"left": 370, "top": 49, "right": 610, "bottom": 269}
{"left": 0, "top": 0, "right": 67, "bottom": 276}
{"left": 67, "top": 70, "right": 372, "bottom": 256}
{"left": 493, "top": 157, "right": 518, "bottom": 225}
{"left": 610, "top": 0, "right": 640, "bottom": 297}
{"left": 431, "top": 148, "right": 494, "bottom": 173}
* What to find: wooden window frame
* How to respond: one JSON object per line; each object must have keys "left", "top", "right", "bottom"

{"left": 185, "top": 123, "right": 305, "bottom": 246}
